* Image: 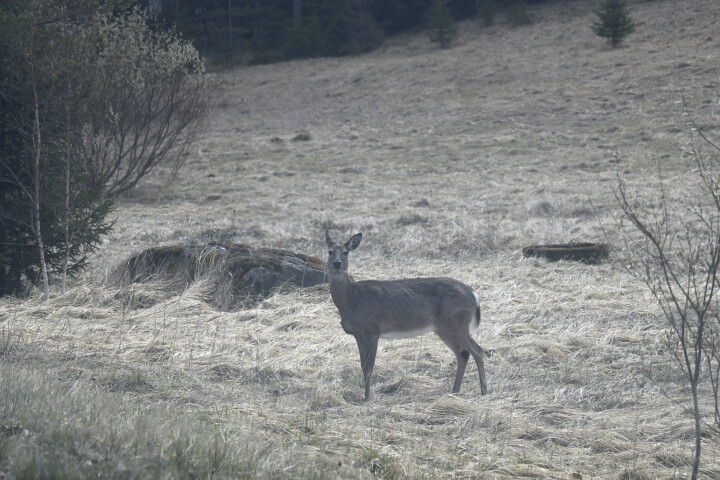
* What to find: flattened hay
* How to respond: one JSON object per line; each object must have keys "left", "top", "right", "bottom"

{"left": 3, "top": 252, "right": 719, "bottom": 477}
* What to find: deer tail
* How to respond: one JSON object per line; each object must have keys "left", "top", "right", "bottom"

{"left": 470, "top": 290, "right": 481, "bottom": 335}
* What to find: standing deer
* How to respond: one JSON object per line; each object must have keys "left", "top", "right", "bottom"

{"left": 325, "top": 230, "right": 488, "bottom": 401}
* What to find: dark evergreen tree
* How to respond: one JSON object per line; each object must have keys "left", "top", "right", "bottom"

{"left": 369, "top": 0, "right": 434, "bottom": 34}
{"left": 143, "top": 0, "right": 598, "bottom": 64}
{"left": 0, "top": 1, "right": 115, "bottom": 297}
{"left": 506, "top": 1, "right": 532, "bottom": 27}
{"left": 426, "top": 0, "right": 458, "bottom": 49}
{"left": 448, "top": 0, "right": 477, "bottom": 17}
{"left": 592, "top": 0, "right": 635, "bottom": 48}
{"left": 479, "top": 0, "right": 497, "bottom": 27}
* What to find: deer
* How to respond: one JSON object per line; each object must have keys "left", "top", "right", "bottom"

{"left": 325, "top": 230, "right": 488, "bottom": 401}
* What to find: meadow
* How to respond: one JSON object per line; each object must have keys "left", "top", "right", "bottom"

{"left": 2, "top": 0, "right": 720, "bottom": 477}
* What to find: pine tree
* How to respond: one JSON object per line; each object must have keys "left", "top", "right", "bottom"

{"left": 592, "top": 0, "right": 635, "bottom": 48}
{"left": 479, "top": 0, "right": 496, "bottom": 27}
{"left": 426, "top": 0, "right": 458, "bottom": 49}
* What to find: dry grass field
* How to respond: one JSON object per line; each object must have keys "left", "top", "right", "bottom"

{"left": 2, "top": 0, "right": 720, "bottom": 478}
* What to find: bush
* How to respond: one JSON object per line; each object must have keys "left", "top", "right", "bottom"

{"left": 0, "top": 4, "right": 208, "bottom": 298}
{"left": 0, "top": 2, "right": 115, "bottom": 297}
{"left": 284, "top": 1, "right": 385, "bottom": 58}
{"left": 81, "top": 8, "right": 209, "bottom": 196}
{"left": 618, "top": 96, "right": 720, "bottom": 480}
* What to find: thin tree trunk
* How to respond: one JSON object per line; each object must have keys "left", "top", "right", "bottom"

{"left": 63, "top": 78, "right": 71, "bottom": 292}
{"left": 228, "top": 0, "right": 232, "bottom": 48}
{"left": 62, "top": 9, "right": 71, "bottom": 293}
{"left": 690, "top": 307, "right": 708, "bottom": 480}
{"left": 293, "top": 0, "right": 302, "bottom": 26}
{"left": 692, "top": 381, "right": 701, "bottom": 480}
{"left": 27, "top": 6, "right": 50, "bottom": 301}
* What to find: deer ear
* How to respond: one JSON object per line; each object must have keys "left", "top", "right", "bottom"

{"left": 325, "top": 230, "right": 335, "bottom": 248}
{"left": 345, "top": 233, "right": 362, "bottom": 251}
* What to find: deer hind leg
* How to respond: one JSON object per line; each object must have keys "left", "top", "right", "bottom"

{"left": 463, "top": 338, "right": 488, "bottom": 395}
{"left": 452, "top": 348, "right": 470, "bottom": 393}
{"left": 355, "top": 334, "right": 379, "bottom": 401}
{"left": 437, "top": 336, "right": 469, "bottom": 393}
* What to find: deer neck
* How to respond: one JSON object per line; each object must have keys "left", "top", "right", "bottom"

{"left": 328, "top": 270, "right": 356, "bottom": 313}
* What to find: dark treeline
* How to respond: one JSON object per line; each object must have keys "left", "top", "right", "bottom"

{"left": 149, "top": 0, "right": 569, "bottom": 63}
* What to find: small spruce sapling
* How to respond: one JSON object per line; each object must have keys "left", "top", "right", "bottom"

{"left": 426, "top": 0, "right": 458, "bottom": 49}
{"left": 592, "top": 0, "right": 636, "bottom": 48}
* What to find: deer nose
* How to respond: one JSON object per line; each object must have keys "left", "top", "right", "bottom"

{"left": 333, "top": 260, "right": 342, "bottom": 269}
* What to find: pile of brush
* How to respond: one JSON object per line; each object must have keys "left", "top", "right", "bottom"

{"left": 110, "top": 243, "right": 328, "bottom": 310}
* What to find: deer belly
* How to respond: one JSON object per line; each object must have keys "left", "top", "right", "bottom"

{"left": 380, "top": 325, "right": 434, "bottom": 339}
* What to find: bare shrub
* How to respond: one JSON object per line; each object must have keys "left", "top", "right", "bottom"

{"left": 80, "top": 8, "right": 209, "bottom": 196}
{"left": 617, "top": 100, "right": 720, "bottom": 480}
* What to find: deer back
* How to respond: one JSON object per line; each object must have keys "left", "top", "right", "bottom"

{"left": 334, "top": 276, "right": 477, "bottom": 339}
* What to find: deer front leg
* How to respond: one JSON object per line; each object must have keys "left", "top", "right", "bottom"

{"left": 355, "top": 334, "right": 379, "bottom": 401}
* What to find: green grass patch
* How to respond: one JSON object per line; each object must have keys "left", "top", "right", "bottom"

{"left": 0, "top": 362, "right": 268, "bottom": 479}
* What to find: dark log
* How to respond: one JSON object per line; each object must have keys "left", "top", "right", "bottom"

{"left": 522, "top": 243, "right": 610, "bottom": 264}
{"left": 113, "top": 243, "right": 327, "bottom": 310}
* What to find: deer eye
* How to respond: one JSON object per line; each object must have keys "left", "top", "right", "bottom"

{"left": 328, "top": 250, "right": 333, "bottom": 255}
{"left": 342, "top": 250, "right": 349, "bottom": 256}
